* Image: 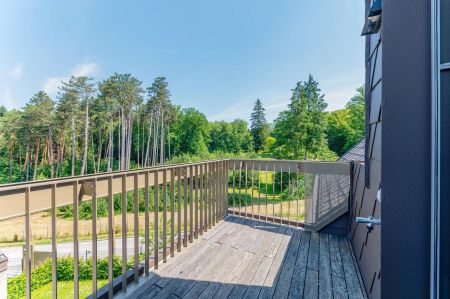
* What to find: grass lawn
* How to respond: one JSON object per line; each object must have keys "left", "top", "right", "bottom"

{"left": 25, "top": 279, "right": 108, "bottom": 299}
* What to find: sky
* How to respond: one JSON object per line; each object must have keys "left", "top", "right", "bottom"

{"left": 0, "top": 0, "right": 365, "bottom": 122}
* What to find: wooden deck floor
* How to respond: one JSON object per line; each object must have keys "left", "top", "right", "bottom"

{"left": 124, "top": 216, "right": 366, "bottom": 299}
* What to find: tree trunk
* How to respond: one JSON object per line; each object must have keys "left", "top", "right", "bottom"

{"left": 121, "top": 107, "right": 126, "bottom": 171}
{"left": 127, "top": 110, "right": 133, "bottom": 170}
{"left": 48, "top": 127, "right": 54, "bottom": 179}
{"left": 33, "top": 138, "right": 40, "bottom": 181}
{"left": 8, "top": 143, "right": 13, "bottom": 183}
{"left": 25, "top": 144, "right": 30, "bottom": 181}
{"left": 97, "top": 128, "right": 102, "bottom": 173}
{"left": 91, "top": 132, "right": 96, "bottom": 174}
{"left": 160, "top": 109, "right": 164, "bottom": 165}
{"left": 168, "top": 125, "right": 171, "bottom": 163}
{"left": 80, "top": 99, "right": 89, "bottom": 175}
{"left": 71, "top": 116, "right": 76, "bottom": 176}
{"left": 136, "top": 112, "right": 140, "bottom": 167}
{"left": 145, "top": 112, "right": 153, "bottom": 167}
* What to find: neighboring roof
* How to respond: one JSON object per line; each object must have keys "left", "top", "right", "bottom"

{"left": 339, "top": 139, "right": 365, "bottom": 162}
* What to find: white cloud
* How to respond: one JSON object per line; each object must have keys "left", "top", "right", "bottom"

{"left": 43, "top": 62, "right": 99, "bottom": 96}
{"left": 43, "top": 76, "right": 66, "bottom": 96}
{"left": 9, "top": 63, "right": 22, "bottom": 80}
{"left": 72, "top": 63, "right": 98, "bottom": 77}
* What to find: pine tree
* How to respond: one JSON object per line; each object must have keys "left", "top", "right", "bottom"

{"left": 272, "top": 74, "right": 328, "bottom": 160}
{"left": 250, "top": 99, "right": 268, "bottom": 153}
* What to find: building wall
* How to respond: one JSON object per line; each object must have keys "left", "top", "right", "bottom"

{"left": 382, "top": 0, "right": 431, "bottom": 297}
{"left": 348, "top": 1, "right": 382, "bottom": 298}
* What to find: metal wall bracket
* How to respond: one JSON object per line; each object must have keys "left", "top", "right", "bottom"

{"left": 79, "top": 182, "right": 96, "bottom": 201}
{"left": 440, "top": 62, "right": 450, "bottom": 71}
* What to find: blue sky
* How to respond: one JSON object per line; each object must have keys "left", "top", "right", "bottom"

{"left": 0, "top": 0, "right": 365, "bottom": 122}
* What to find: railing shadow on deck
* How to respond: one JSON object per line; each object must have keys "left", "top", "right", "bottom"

{"left": 116, "top": 216, "right": 366, "bottom": 299}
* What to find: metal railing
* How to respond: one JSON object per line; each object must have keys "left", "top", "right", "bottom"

{"left": 227, "top": 159, "right": 351, "bottom": 230}
{"left": 0, "top": 158, "right": 350, "bottom": 298}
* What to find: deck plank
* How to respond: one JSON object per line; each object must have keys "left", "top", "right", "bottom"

{"left": 288, "top": 230, "right": 311, "bottom": 299}
{"left": 329, "top": 234, "right": 348, "bottom": 299}
{"left": 258, "top": 228, "right": 293, "bottom": 299}
{"left": 318, "top": 234, "right": 333, "bottom": 299}
{"left": 272, "top": 228, "right": 302, "bottom": 298}
{"left": 338, "top": 237, "right": 365, "bottom": 299}
{"left": 125, "top": 216, "right": 366, "bottom": 299}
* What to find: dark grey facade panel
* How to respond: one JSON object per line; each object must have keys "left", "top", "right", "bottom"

{"left": 382, "top": 0, "right": 431, "bottom": 297}
{"left": 441, "top": 0, "right": 450, "bottom": 63}
{"left": 370, "top": 123, "right": 381, "bottom": 161}
{"left": 369, "top": 85, "right": 382, "bottom": 124}
{"left": 371, "top": 47, "right": 382, "bottom": 86}
{"left": 350, "top": 161, "right": 381, "bottom": 299}
{"left": 439, "top": 70, "right": 450, "bottom": 296}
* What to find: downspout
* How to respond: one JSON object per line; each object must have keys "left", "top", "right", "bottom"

{"left": 430, "top": 0, "right": 440, "bottom": 297}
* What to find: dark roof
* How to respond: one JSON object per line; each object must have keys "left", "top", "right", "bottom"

{"left": 339, "top": 139, "right": 365, "bottom": 162}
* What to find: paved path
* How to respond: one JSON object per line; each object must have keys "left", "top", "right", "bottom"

{"left": 1, "top": 237, "right": 142, "bottom": 277}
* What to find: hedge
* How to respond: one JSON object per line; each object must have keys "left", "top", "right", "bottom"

{"left": 7, "top": 255, "right": 134, "bottom": 299}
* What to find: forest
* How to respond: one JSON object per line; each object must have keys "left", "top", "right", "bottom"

{"left": 0, "top": 73, "right": 364, "bottom": 184}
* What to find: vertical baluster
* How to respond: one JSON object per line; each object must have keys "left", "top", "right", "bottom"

{"left": 144, "top": 172, "right": 150, "bottom": 275}
{"left": 208, "top": 163, "right": 212, "bottom": 229}
{"left": 232, "top": 161, "right": 236, "bottom": 215}
{"left": 73, "top": 182, "right": 79, "bottom": 298}
{"left": 215, "top": 162, "right": 218, "bottom": 223}
{"left": 199, "top": 163, "right": 204, "bottom": 234}
{"left": 25, "top": 187, "right": 31, "bottom": 299}
{"left": 177, "top": 167, "right": 182, "bottom": 252}
{"left": 154, "top": 171, "right": 159, "bottom": 269}
{"left": 251, "top": 161, "right": 255, "bottom": 219}
{"left": 92, "top": 179, "right": 98, "bottom": 297}
{"left": 296, "top": 170, "right": 300, "bottom": 227}
{"left": 265, "top": 161, "right": 269, "bottom": 221}
{"left": 194, "top": 165, "right": 198, "bottom": 238}
{"left": 224, "top": 161, "right": 227, "bottom": 218}
{"left": 258, "top": 162, "right": 261, "bottom": 221}
{"left": 280, "top": 164, "right": 283, "bottom": 223}
{"left": 189, "top": 165, "right": 194, "bottom": 242}
{"left": 162, "top": 169, "right": 167, "bottom": 262}
{"left": 108, "top": 176, "right": 114, "bottom": 298}
{"left": 183, "top": 167, "right": 188, "bottom": 247}
{"left": 121, "top": 175, "right": 127, "bottom": 291}
{"left": 216, "top": 162, "right": 220, "bottom": 221}
{"left": 51, "top": 184, "right": 57, "bottom": 299}
{"left": 288, "top": 164, "right": 291, "bottom": 227}
{"left": 220, "top": 161, "right": 223, "bottom": 220}
{"left": 203, "top": 164, "right": 208, "bottom": 232}
{"left": 244, "top": 161, "right": 248, "bottom": 218}
{"left": 170, "top": 168, "right": 175, "bottom": 257}
{"left": 133, "top": 174, "right": 139, "bottom": 281}
{"left": 272, "top": 163, "right": 275, "bottom": 223}
{"left": 238, "top": 161, "right": 242, "bottom": 217}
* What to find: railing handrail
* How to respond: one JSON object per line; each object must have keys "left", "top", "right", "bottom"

{"left": 0, "top": 159, "right": 228, "bottom": 191}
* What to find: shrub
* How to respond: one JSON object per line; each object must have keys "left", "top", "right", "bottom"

{"left": 7, "top": 255, "right": 137, "bottom": 298}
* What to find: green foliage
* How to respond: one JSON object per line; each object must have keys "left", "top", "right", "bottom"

{"left": 271, "top": 75, "right": 328, "bottom": 160}
{"left": 250, "top": 99, "right": 269, "bottom": 152}
{"left": 344, "top": 86, "right": 365, "bottom": 151}
{"left": 7, "top": 256, "right": 133, "bottom": 299}
{"left": 174, "top": 108, "right": 210, "bottom": 155}
{"left": 326, "top": 109, "right": 352, "bottom": 156}
{"left": 325, "top": 86, "right": 365, "bottom": 156}
{"left": 209, "top": 119, "right": 253, "bottom": 153}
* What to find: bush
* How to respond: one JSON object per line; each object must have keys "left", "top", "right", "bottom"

{"left": 7, "top": 255, "right": 136, "bottom": 299}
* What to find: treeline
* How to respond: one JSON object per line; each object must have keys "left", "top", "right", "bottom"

{"left": 0, "top": 73, "right": 365, "bottom": 184}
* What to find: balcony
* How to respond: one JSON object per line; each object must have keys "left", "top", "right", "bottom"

{"left": 0, "top": 159, "right": 364, "bottom": 298}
